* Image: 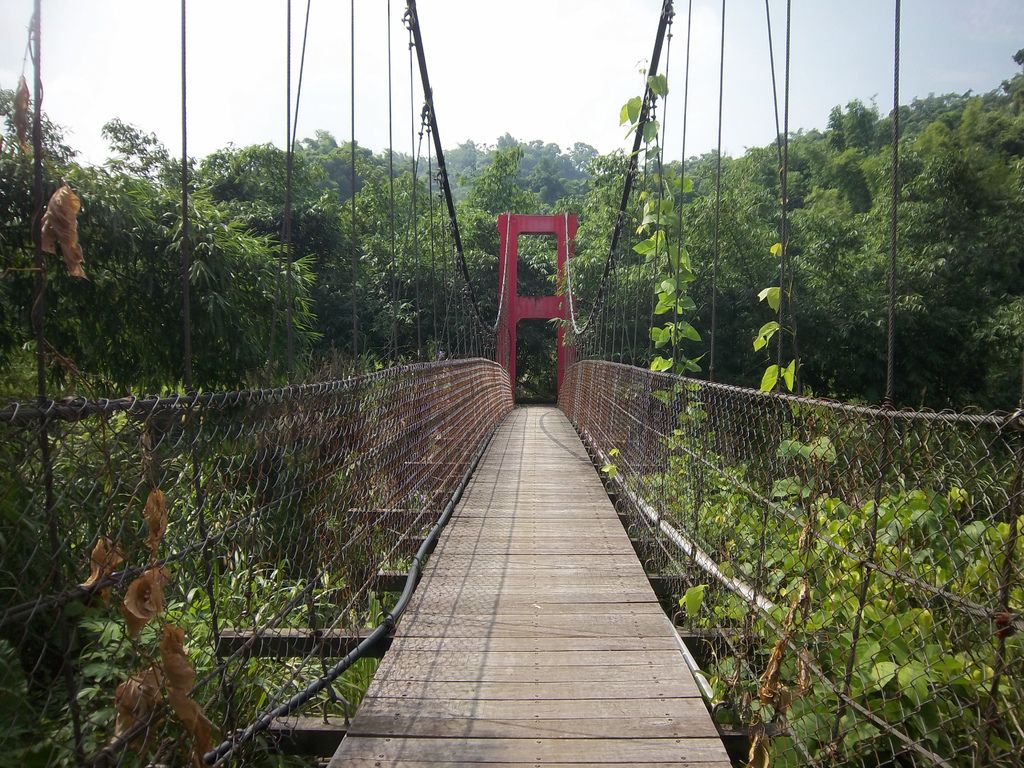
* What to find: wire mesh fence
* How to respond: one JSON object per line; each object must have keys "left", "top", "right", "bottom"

{"left": 0, "top": 358, "right": 512, "bottom": 767}
{"left": 561, "top": 359, "right": 1023, "bottom": 768}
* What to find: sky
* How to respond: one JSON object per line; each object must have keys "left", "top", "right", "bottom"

{"left": 1, "top": 1, "right": 1022, "bottom": 166}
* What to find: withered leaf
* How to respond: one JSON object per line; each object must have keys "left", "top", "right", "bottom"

{"left": 40, "top": 183, "right": 86, "bottom": 278}
{"left": 159, "top": 624, "right": 195, "bottom": 692}
{"left": 14, "top": 75, "right": 30, "bottom": 154}
{"left": 112, "top": 665, "right": 164, "bottom": 752}
{"left": 758, "top": 636, "right": 786, "bottom": 707}
{"left": 81, "top": 536, "right": 124, "bottom": 596}
{"left": 748, "top": 727, "right": 771, "bottom": 768}
{"left": 796, "top": 656, "right": 811, "bottom": 695}
{"left": 122, "top": 567, "right": 169, "bottom": 637}
{"left": 144, "top": 489, "right": 167, "bottom": 557}
{"left": 161, "top": 625, "right": 213, "bottom": 765}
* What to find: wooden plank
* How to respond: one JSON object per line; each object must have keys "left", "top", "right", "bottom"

{"left": 265, "top": 716, "right": 346, "bottom": 755}
{"left": 396, "top": 614, "right": 674, "bottom": 638}
{"left": 330, "top": 407, "right": 729, "bottom": 766}
{"left": 379, "top": 635, "right": 680, "bottom": 653}
{"left": 432, "top": 544, "right": 628, "bottom": 555}
{"left": 335, "top": 737, "right": 729, "bottom": 763}
{"left": 349, "top": 714, "right": 715, "bottom": 740}
{"left": 362, "top": 679, "right": 700, "bottom": 701}
{"left": 217, "top": 628, "right": 391, "bottom": 658}
{"left": 369, "top": 663, "right": 698, "bottom": 685}
{"left": 375, "top": 570, "right": 410, "bottom": 593}
{"left": 372, "top": 649, "right": 687, "bottom": 669}
{"left": 401, "top": 602, "right": 668, "bottom": 617}
{"left": 357, "top": 697, "right": 709, "bottom": 720}
{"left": 334, "top": 761, "right": 732, "bottom": 768}
{"left": 408, "top": 592, "right": 659, "bottom": 609}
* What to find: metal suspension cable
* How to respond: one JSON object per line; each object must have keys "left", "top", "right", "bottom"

{"left": 774, "top": 0, "right": 788, "bottom": 377}
{"left": 709, "top": 0, "right": 725, "bottom": 382}
{"left": 426, "top": 117, "right": 438, "bottom": 345}
{"left": 180, "top": 0, "right": 193, "bottom": 389}
{"left": 290, "top": 0, "right": 313, "bottom": 149}
{"left": 885, "top": 0, "right": 901, "bottom": 406}
{"left": 780, "top": 0, "right": 800, "bottom": 392}
{"left": 564, "top": 0, "right": 674, "bottom": 341}
{"left": 410, "top": 25, "right": 423, "bottom": 359}
{"left": 30, "top": 1, "right": 86, "bottom": 759}
{"left": 283, "top": 0, "right": 296, "bottom": 374}
{"left": 387, "top": 0, "right": 398, "bottom": 357}
{"left": 404, "top": 0, "right": 501, "bottom": 337}
{"left": 651, "top": 14, "right": 673, "bottom": 367}
{"left": 764, "top": 0, "right": 784, "bottom": 167}
{"left": 672, "top": 0, "right": 693, "bottom": 373}
{"left": 349, "top": 0, "right": 359, "bottom": 358}
{"left": 284, "top": 0, "right": 313, "bottom": 375}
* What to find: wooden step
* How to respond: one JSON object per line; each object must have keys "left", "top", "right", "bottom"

{"left": 266, "top": 716, "right": 347, "bottom": 755}
{"left": 217, "top": 627, "right": 393, "bottom": 658}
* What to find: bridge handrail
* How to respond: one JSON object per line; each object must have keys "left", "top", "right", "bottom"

{"left": 561, "top": 359, "right": 1022, "bottom": 767}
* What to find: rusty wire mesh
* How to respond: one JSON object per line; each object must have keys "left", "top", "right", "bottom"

{"left": 561, "top": 359, "right": 1023, "bottom": 768}
{"left": 0, "top": 358, "right": 512, "bottom": 767}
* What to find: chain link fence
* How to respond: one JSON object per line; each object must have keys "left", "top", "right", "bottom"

{"left": 562, "top": 359, "right": 1023, "bottom": 768}
{"left": 0, "top": 358, "right": 512, "bottom": 767}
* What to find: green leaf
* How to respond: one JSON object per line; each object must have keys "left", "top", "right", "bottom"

{"left": 608, "top": 447, "right": 620, "bottom": 457}
{"left": 642, "top": 120, "right": 660, "bottom": 144}
{"left": 680, "top": 584, "right": 707, "bottom": 618}
{"left": 681, "top": 175, "right": 694, "bottom": 193}
{"left": 677, "top": 322, "right": 701, "bottom": 341}
{"left": 648, "top": 74, "right": 669, "bottom": 97}
{"left": 620, "top": 96, "right": 642, "bottom": 125}
{"left": 869, "top": 660, "right": 899, "bottom": 690}
{"left": 650, "top": 326, "right": 670, "bottom": 347}
{"left": 758, "top": 286, "right": 781, "bottom": 312}
{"left": 753, "top": 321, "right": 780, "bottom": 351}
{"left": 600, "top": 463, "right": 618, "bottom": 479}
{"left": 898, "top": 662, "right": 929, "bottom": 704}
{"left": 777, "top": 439, "right": 806, "bottom": 460}
{"left": 650, "top": 355, "right": 673, "bottom": 372}
{"left": 771, "top": 476, "right": 807, "bottom": 499}
{"left": 654, "top": 294, "right": 675, "bottom": 315}
{"left": 760, "top": 364, "right": 779, "bottom": 392}
{"left": 659, "top": 278, "right": 677, "bottom": 294}
{"left": 782, "top": 359, "right": 796, "bottom": 391}
{"left": 809, "top": 435, "right": 837, "bottom": 463}
{"left": 633, "top": 231, "right": 663, "bottom": 256}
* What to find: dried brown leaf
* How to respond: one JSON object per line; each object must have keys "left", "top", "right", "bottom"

{"left": 144, "top": 489, "right": 167, "bottom": 557}
{"left": 159, "top": 624, "right": 195, "bottom": 692}
{"left": 758, "top": 581, "right": 812, "bottom": 714}
{"left": 796, "top": 656, "right": 811, "bottom": 695}
{"left": 112, "top": 665, "right": 164, "bottom": 752}
{"left": 758, "top": 636, "right": 786, "bottom": 706}
{"left": 81, "top": 536, "right": 124, "bottom": 597}
{"left": 161, "top": 624, "right": 213, "bottom": 765}
{"left": 122, "top": 567, "right": 169, "bottom": 637}
{"left": 748, "top": 727, "right": 771, "bottom": 768}
{"left": 14, "top": 75, "right": 30, "bottom": 154}
{"left": 40, "top": 183, "right": 86, "bottom": 278}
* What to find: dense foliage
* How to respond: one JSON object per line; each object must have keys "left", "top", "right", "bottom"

{"left": 2, "top": 53, "right": 1022, "bottom": 407}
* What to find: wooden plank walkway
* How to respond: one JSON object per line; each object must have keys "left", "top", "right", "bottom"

{"left": 329, "top": 406, "right": 731, "bottom": 767}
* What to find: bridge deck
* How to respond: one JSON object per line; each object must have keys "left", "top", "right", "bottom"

{"left": 330, "top": 406, "right": 731, "bottom": 767}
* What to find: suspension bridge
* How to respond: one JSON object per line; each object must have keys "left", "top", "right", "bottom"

{"left": 1, "top": 0, "right": 1021, "bottom": 767}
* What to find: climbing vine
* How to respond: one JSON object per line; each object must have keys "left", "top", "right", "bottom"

{"left": 621, "top": 76, "right": 704, "bottom": 377}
